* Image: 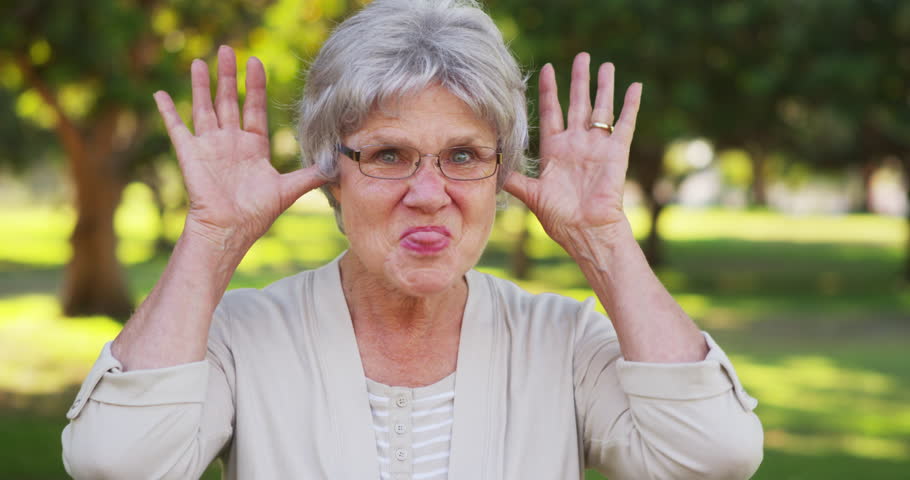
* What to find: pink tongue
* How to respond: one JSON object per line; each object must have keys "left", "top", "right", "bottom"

{"left": 406, "top": 231, "right": 446, "bottom": 244}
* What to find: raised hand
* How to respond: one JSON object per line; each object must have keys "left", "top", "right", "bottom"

{"left": 153, "top": 46, "right": 326, "bottom": 251}
{"left": 504, "top": 53, "right": 641, "bottom": 249}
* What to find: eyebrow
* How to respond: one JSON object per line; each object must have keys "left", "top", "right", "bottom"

{"left": 358, "top": 132, "right": 493, "bottom": 149}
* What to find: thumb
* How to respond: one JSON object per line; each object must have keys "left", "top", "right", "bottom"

{"left": 279, "top": 164, "right": 329, "bottom": 210}
{"left": 503, "top": 171, "right": 537, "bottom": 207}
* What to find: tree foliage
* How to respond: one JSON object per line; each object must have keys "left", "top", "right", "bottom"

{"left": 487, "top": 0, "right": 909, "bottom": 268}
{"left": 0, "top": 0, "right": 357, "bottom": 318}
{"left": 1, "top": 0, "right": 909, "bottom": 316}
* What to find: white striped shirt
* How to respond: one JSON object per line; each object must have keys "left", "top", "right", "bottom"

{"left": 366, "top": 373, "right": 455, "bottom": 480}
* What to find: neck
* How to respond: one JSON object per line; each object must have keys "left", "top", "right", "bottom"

{"left": 339, "top": 251, "right": 467, "bottom": 356}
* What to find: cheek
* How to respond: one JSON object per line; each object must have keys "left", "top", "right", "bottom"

{"left": 338, "top": 177, "right": 404, "bottom": 241}
{"left": 456, "top": 185, "right": 498, "bottom": 239}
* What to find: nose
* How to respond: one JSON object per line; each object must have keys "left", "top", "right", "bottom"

{"left": 402, "top": 157, "right": 451, "bottom": 213}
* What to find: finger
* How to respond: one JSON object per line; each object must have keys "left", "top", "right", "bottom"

{"left": 279, "top": 164, "right": 329, "bottom": 210}
{"left": 538, "top": 63, "right": 564, "bottom": 137}
{"left": 591, "top": 62, "right": 615, "bottom": 126}
{"left": 153, "top": 91, "right": 192, "bottom": 146}
{"left": 566, "top": 52, "right": 592, "bottom": 130}
{"left": 190, "top": 59, "right": 217, "bottom": 134}
{"left": 214, "top": 45, "right": 240, "bottom": 129}
{"left": 613, "top": 83, "right": 643, "bottom": 142}
{"left": 502, "top": 171, "right": 537, "bottom": 207}
{"left": 243, "top": 57, "right": 268, "bottom": 136}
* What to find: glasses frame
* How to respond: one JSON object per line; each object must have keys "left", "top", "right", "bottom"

{"left": 337, "top": 144, "right": 502, "bottom": 181}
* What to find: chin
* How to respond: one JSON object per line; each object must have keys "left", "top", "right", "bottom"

{"left": 382, "top": 250, "right": 466, "bottom": 297}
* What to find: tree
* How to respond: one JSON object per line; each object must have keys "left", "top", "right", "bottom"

{"left": 0, "top": 0, "right": 354, "bottom": 318}
{"left": 490, "top": 0, "right": 909, "bottom": 274}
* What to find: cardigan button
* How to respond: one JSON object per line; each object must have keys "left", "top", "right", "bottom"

{"left": 395, "top": 395, "right": 409, "bottom": 408}
{"left": 395, "top": 449, "right": 408, "bottom": 461}
{"left": 394, "top": 423, "right": 407, "bottom": 434}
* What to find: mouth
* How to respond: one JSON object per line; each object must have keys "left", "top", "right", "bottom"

{"left": 399, "top": 226, "right": 451, "bottom": 254}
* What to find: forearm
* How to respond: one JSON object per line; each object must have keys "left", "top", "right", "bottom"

{"left": 565, "top": 217, "right": 707, "bottom": 363}
{"left": 111, "top": 231, "right": 246, "bottom": 371}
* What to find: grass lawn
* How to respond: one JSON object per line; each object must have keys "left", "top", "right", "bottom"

{"left": 1, "top": 184, "right": 908, "bottom": 479}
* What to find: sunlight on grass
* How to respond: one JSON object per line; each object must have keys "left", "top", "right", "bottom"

{"left": 114, "top": 183, "right": 163, "bottom": 264}
{"left": 0, "top": 206, "right": 74, "bottom": 265}
{"left": 732, "top": 353, "right": 910, "bottom": 459}
{"left": 659, "top": 207, "right": 905, "bottom": 246}
{"left": 0, "top": 295, "right": 121, "bottom": 396}
{"left": 763, "top": 429, "right": 909, "bottom": 461}
{"left": 238, "top": 213, "right": 347, "bottom": 273}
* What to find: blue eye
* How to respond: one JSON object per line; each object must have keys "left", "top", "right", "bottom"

{"left": 450, "top": 149, "right": 474, "bottom": 164}
{"left": 376, "top": 149, "right": 401, "bottom": 164}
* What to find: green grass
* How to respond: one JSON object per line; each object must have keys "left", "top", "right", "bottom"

{"left": 1, "top": 183, "right": 908, "bottom": 479}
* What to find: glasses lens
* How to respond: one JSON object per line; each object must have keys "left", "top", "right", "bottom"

{"left": 440, "top": 146, "right": 499, "bottom": 180}
{"left": 358, "top": 145, "right": 419, "bottom": 179}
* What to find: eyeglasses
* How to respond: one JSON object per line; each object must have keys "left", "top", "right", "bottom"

{"left": 337, "top": 144, "right": 502, "bottom": 181}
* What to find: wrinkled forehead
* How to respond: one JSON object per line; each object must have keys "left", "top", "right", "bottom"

{"left": 346, "top": 84, "right": 498, "bottom": 148}
{"left": 342, "top": 80, "right": 499, "bottom": 141}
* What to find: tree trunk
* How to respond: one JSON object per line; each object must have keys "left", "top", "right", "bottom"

{"left": 510, "top": 206, "right": 532, "bottom": 280}
{"left": 17, "top": 56, "right": 134, "bottom": 319}
{"left": 62, "top": 170, "right": 132, "bottom": 319}
{"left": 633, "top": 146, "right": 667, "bottom": 267}
{"left": 747, "top": 144, "right": 767, "bottom": 207}
{"left": 860, "top": 158, "right": 878, "bottom": 213}
{"left": 60, "top": 109, "right": 133, "bottom": 320}
{"left": 645, "top": 202, "right": 665, "bottom": 266}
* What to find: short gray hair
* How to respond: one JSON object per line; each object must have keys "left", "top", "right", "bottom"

{"left": 296, "top": 0, "right": 530, "bottom": 232}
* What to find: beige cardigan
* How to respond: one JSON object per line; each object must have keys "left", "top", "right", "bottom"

{"left": 62, "top": 258, "right": 763, "bottom": 479}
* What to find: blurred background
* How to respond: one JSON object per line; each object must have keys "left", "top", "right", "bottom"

{"left": 0, "top": 0, "right": 908, "bottom": 478}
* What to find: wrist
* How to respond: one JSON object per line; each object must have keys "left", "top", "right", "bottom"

{"left": 172, "top": 228, "right": 248, "bottom": 283}
{"left": 561, "top": 217, "right": 637, "bottom": 264}
{"left": 182, "top": 215, "right": 257, "bottom": 255}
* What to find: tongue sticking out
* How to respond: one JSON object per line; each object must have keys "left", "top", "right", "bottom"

{"left": 400, "top": 229, "right": 450, "bottom": 254}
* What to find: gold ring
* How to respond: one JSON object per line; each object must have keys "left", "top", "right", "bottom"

{"left": 590, "top": 122, "right": 614, "bottom": 133}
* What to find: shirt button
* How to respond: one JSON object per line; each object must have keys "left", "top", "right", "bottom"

{"left": 395, "top": 395, "right": 409, "bottom": 408}
{"left": 395, "top": 449, "right": 408, "bottom": 461}
{"left": 394, "top": 423, "right": 407, "bottom": 434}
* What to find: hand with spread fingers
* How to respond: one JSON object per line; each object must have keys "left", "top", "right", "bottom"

{"left": 507, "top": 53, "right": 709, "bottom": 366}
{"left": 505, "top": 52, "right": 641, "bottom": 250}
{"left": 153, "top": 46, "right": 326, "bottom": 252}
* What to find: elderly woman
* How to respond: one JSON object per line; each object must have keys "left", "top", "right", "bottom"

{"left": 62, "top": 0, "right": 762, "bottom": 478}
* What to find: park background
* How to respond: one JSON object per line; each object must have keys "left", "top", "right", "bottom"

{"left": 1, "top": 0, "right": 908, "bottom": 478}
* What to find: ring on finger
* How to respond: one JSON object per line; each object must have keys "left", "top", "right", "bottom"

{"left": 590, "top": 121, "right": 614, "bottom": 134}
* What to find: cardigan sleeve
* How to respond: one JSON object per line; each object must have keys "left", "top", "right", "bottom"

{"left": 61, "top": 309, "right": 236, "bottom": 479}
{"left": 572, "top": 298, "right": 764, "bottom": 480}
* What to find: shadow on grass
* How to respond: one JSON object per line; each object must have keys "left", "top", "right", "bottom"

{"left": 0, "top": 386, "right": 223, "bottom": 480}
{"left": 582, "top": 448, "right": 910, "bottom": 480}
{"left": 0, "top": 262, "right": 65, "bottom": 298}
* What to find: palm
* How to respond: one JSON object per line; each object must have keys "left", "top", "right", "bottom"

{"left": 505, "top": 54, "right": 642, "bottom": 247}
{"left": 154, "top": 47, "right": 325, "bottom": 249}
{"left": 533, "top": 125, "right": 630, "bottom": 234}
{"left": 177, "top": 128, "right": 278, "bottom": 240}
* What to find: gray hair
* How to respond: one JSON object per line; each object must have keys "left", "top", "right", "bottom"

{"left": 296, "top": 0, "right": 530, "bottom": 232}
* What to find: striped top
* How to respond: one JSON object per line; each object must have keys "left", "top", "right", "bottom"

{"left": 366, "top": 373, "right": 456, "bottom": 480}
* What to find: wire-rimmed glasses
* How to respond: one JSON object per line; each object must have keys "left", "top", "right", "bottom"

{"left": 337, "top": 144, "right": 502, "bottom": 180}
